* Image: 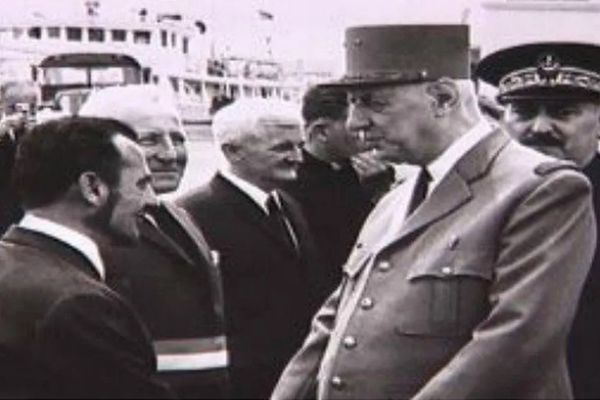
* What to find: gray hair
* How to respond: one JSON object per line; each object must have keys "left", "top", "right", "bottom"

{"left": 79, "top": 84, "right": 183, "bottom": 126}
{"left": 212, "top": 98, "right": 301, "bottom": 147}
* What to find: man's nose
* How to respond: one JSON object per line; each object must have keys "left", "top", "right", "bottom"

{"left": 288, "top": 145, "right": 303, "bottom": 163}
{"left": 346, "top": 104, "right": 372, "bottom": 135}
{"left": 155, "top": 136, "right": 177, "bottom": 162}
{"left": 530, "top": 112, "right": 554, "bottom": 134}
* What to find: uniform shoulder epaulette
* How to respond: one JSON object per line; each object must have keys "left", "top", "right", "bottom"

{"left": 534, "top": 160, "right": 579, "bottom": 176}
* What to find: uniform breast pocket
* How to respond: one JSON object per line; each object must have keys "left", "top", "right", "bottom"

{"left": 395, "top": 250, "right": 493, "bottom": 337}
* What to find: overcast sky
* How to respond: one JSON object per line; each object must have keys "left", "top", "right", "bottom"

{"left": 4, "top": 0, "right": 599, "bottom": 74}
{"left": 4, "top": 0, "right": 474, "bottom": 71}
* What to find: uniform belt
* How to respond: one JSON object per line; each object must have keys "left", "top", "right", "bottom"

{"left": 154, "top": 335, "right": 228, "bottom": 371}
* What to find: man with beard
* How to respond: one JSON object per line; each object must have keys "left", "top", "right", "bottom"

{"left": 0, "top": 117, "right": 170, "bottom": 398}
{"left": 272, "top": 25, "right": 595, "bottom": 399}
{"left": 477, "top": 42, "right": 600, "bottom": 399}
{"left": 79, "top": 85, "right": 228, "bottom": 399}
{"left": 177, "top": 98, "right": 321, "bottom": 399}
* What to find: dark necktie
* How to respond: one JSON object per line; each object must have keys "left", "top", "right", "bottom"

{"left": 266, "top": 194, "right": 299, "bottom": 254}
{"left": 406, "top": 167, "right": 431, "bottom": 216}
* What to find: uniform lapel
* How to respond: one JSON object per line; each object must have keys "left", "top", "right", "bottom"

{"left": 159, "top": 201, "right": 214, "bottom": 263}
{"left": 382, "top": 128, "right": 511, "bottom": 250}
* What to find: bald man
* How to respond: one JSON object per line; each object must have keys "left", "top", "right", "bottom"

{"left": 79, "top": 86, "right": 228, "bottom": 398}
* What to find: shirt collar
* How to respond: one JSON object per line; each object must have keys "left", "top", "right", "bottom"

{"left": 219, "top": 169, "right": 271, "bottom": 213}
{"left": 19, "top": 213, "right": 105, "bottom": 280}
{"left": 427, "top": 119, "right": 492, "bottom": 192}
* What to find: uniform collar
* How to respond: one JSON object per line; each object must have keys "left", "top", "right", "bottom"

{"left": 427, "top": 119, "right": 493, "bottom": 195}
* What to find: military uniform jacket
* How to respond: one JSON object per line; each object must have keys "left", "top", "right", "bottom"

{"left": 272, "top": 128, "right": 596, "bottom": 400}
{"left": 0, "top": 226, "right": 171, "bottom": 398}
{"left": 103, "top": 201, "right": 227, "bottom": 399}
{"left": 177, "top": 173, "right": 322, "bottom": 399}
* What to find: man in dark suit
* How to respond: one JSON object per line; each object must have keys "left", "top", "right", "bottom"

{"left": 0, "top": 116, "right": 170, "bottom": 398}
{"left": 273, "top": 25, "right": 595, "bottom": 400}
{"left": 283, "top": 85, "right": 393, "bottom": 301}
{"left": 79, "top": 85, "right": 228, "bottom": 398}
{"left": 177, "top": 98, "right": 321, "bottom": 399}
{"left": 478, "top": 42, "right": 600, "bottom": 399}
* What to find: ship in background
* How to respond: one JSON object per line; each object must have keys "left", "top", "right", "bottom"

{"left": 0, "top": 0, "right": 330, "bottom": 126}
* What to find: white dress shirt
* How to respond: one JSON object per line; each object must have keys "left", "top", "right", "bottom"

{"left": 19, "top": 213, "right": 105, "bottom": 280}
{"left": 220, "top": 169, "right": 271, "bottom": 213}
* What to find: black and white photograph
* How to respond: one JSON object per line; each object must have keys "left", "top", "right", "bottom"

{"left": 1, "top": 0, "right": 599, "bottom": 398}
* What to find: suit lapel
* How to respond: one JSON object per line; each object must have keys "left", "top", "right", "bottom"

{"left": 214, "top": 174, "right": 300, "bottom": 256}
{"left": 138, "top": 213, "right": 195, "bottom": 266}
{"left": 159, "top": 201, "right": 214, "bottom": 263}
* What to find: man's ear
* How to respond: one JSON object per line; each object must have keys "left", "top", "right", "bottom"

{"left": 425, "top": 78, "right": 459, "bottom": 117}
{"left": 78, "top": 171, "right": 109, "bottom": 207}
{"left": 305, "top": 118, "right": 330, "bottom": 143}
{"left": 221, "top": 142, "right": 244, "bottom": 163}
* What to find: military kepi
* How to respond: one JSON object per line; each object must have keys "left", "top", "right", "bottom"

{"left": 477, "top": 42, "right": 600, "bottom": 103}
{"left": 323, "top": 24, "right": 470, "bottom": 87}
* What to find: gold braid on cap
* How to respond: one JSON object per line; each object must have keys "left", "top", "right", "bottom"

{"left": 498, "top": 53, "right": 600, "bottom": 96}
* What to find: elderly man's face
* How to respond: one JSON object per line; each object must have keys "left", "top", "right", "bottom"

{"left": 346, "top": 84, "right": 435, "bottom": 165}
{"left": 235, "top": 116, "right": 303, "bottom": 187}
{"left": 503, "top": 99, "right": 600, "bottom": 167}
{"left": 120, "top": 111, "right": 187, "bottom": 194}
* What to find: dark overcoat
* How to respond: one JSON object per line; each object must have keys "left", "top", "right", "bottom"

{"left": 103, "top": 201, "right": 228, "bottom": 399}
{"left": 177, "top": 173, "right": 321, "bottom": 399}
{"left": 0, "top": 226, "right": 170, "bottom": 398}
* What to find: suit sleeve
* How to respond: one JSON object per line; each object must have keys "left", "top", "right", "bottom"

{"left": 33, "top": 292, "right": 173, "bottom": 399}
{"left": 271, "top": 283, "right": 344, "bottom": 400}
{"left": 413, "top": 169, "right": 597, "bottom": 399}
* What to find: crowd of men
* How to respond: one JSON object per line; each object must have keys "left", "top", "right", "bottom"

{"left": 0, "top": 21, "right": 599, "bottom": 400}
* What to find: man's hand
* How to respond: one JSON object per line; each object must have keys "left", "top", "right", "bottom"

{"left": 351, "top": 151, "right": 395, "bottom": 202}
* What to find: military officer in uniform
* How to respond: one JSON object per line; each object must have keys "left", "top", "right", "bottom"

{"left": 478, "top": 42, "right": 600, "bottom": 399}
{"left": 272, "top": 25, "right": 596, "bottom": 400}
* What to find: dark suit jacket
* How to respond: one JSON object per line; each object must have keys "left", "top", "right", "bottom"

{"left": 569, "top": 155, "right": 600, "bottom": 399}
{"left": 283, "top": 150, "right": 374, "bottom": 299}
{"left": 0, "top": 132, "right": 23, "bottom": 235}
{"left": 0, "top": 226, "right": 170, "bottom": 399}
{"left": 273, "top": 128, "right": 596, "bottom": 400}
{"left": 177, "top": 173, "right": 321, "bottom": 399}
{"left": 103, "top": 201, "right": 228, "bottom": 399}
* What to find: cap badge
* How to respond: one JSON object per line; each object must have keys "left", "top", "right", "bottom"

{"left": 536, "top": 53, "right": 561, "bottom": 83}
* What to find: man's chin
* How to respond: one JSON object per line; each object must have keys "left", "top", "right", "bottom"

{"left": 151, "top": 176, "right": 181, "bottom": 194}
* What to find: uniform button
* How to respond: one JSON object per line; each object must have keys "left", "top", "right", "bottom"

{"left": 441, "top": 266, "right": 453, "bottom": 275}
{"left": 343, "top": 335, "right": 357, "bottom": 349}
{"left": 360, "top": 297, "right": 374, "bottom": 309}
{"left": 331, "top": 376, "right": 345, "bottom": 389}
{"left": 378, "top": 261, "right": 391, "bottom": 271}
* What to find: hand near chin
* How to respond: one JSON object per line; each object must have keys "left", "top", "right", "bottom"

{"left": 351, "top": 151, "right": 396, "bottom": 202}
